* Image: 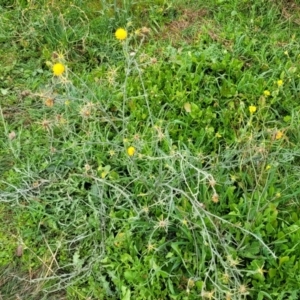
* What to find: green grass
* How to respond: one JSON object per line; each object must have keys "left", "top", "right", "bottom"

{"left": 1, "top": 0, "right": 300, "bottom": 299}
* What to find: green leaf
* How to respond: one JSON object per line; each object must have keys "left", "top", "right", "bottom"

{"left": 1, "top": 88, "right": 9, "bottom": 95}
{"left": 73, "top": 251, "right": 84, "bottom": 270}
{"left": 167, "top": 278, "right": 175, "bottom": 294}
{"left": 258, "top": 291, "right": 272, "bottom": 300}
{"left": 266, "top": 222, "right": 274, "bottom": 234}
{"left": 279, "top": 256, "right": 289, "bottom": 267}
{"left": 220, "top": 80, "right": 236, "bottom": 98}
{"left": 268, "top": 268, "right": 277, "bottom": 278}
{"left": 190, "top": 102, "right": 202, "bottom": 119}
{"left": 124, "top": 270, "right": 136, "bottom": 282}
{"left": 121, "top": 253, "right": 133, "bottom": 263}
{"left": 121, "top": 286, "right": 131, "bottom": 300}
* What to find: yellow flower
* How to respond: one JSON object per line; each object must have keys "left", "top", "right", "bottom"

{"left": 263, "top": 90, "right": 270, "bottom": 97}
{"left": 249, "top": 105, "right": 257, "bottom": 114}
{"left": 277, "top": 79, "right": 283, "bottom": 87}
{"left": 127, "top": 146, "right": 135, "bottom": 156}
{"left": 275, "top": 130, "right": 283, "bottom": 140}
{"left": 115, "top": 28, "right": 127, "bottom": 40}
{"left": 52, "top": 63, "right": 65, "bottom": 76}
{"left": 265, "top": 165, "right": 271, "bottom": 170}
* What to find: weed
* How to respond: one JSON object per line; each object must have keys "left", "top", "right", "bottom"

{"left": 1, "top": 0, "right": 300, "bottom": 299}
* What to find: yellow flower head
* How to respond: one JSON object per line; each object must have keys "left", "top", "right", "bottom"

{"left": 263, "top": 90, "right": 270, "bottom": 97}
{"left": 275, "top": 130, "right": 283, "bottom": 140}
{"left": 277, "top": 79, "right": 283, "bottom": 87}
{"left": 115, "top": 28, "right": 127, "bottom": 40}
{"left": 52, "top": 63, "right": 65, "bottom": 76}
{"left": 249, "top": 105, "right": 257, "bottom": 114}
{"left": 127, "top": 146, "right": 135, "bottom": 156}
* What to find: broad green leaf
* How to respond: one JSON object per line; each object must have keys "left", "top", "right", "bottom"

{"left": 268, "top": 268, "right": 277, "bottom": 278}
{"left": 279, "top": 256, "right": 289, "bottom": 267}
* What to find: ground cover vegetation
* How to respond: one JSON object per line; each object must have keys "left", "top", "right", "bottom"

{"left": 1, "top": 0, "right": 300, "bottom": 299}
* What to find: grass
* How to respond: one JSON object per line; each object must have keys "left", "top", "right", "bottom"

{"left": 1, "top": 0, "right": 300, "bottom": 299}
